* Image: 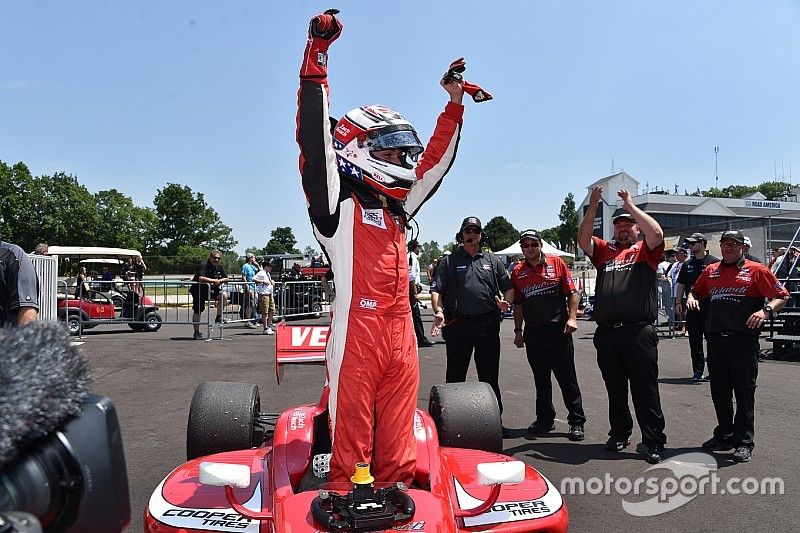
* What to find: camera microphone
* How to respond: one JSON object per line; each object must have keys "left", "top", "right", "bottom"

{"left": 0, "top": 322, "right": 91, "bottom": 469}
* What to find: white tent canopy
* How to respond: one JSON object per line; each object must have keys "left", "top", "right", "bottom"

{"left": 494, "top": 241, "right": 573, "bottom": 263}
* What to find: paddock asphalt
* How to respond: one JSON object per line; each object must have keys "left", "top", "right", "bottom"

{"left": 75, "top": 310, "right": 799, "bottom": 532}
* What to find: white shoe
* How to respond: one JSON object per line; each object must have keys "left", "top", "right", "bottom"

{"left": 266, "top": 327, "right": 274, "bottom": 335}
{"left": 245, "top": 322, "right": 259, "bottom": 329}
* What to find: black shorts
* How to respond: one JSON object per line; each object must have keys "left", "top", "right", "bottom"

{"left": 190, "top": 285, "right": 218, "bottom": 314}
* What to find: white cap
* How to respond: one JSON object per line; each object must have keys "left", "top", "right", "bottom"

{"left": 443, "top": 250, "right": 452, "bottom": 256}
{"left": 743, "top": 236, "right": 752, "bottom": 246}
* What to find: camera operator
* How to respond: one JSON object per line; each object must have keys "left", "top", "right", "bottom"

{"left": 0, "top": 241, "right": 39, "bottom": 327}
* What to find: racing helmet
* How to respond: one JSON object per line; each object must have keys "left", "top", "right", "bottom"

{"left": 332, "top": 105, "right": 424, "bottom": 201}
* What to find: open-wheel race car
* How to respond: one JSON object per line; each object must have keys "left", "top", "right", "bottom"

{"left": 144, "top": 323, "right": 568, "bottom": 532}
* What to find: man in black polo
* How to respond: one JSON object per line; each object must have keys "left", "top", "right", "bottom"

{"left": 674, "top": 233, "right": 719, "bottom": 381}
{"left": 688, "top": 230, "right": 788, "bottom": 462}
{"left": 430, "top": 216, "right": 514, "bottom": 412}
{"left": 578, "top": 187, "right": 667, "bottom": 464}
{"left": 0, "top": 241, "right": 39, "bottom": 327}
{"left": 190, "top": 249, "right": 230, "bottom": 340}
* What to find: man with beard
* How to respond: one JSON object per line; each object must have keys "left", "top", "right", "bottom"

{"left": 578, "top": 187, "right": 667, "bottom": 464}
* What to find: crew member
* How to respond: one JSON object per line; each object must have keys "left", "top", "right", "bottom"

{"left": 430, "top": 217, "right": 513, "bottom": 413}
{"left": 688, "top": 230, "right": 788, "bottom": 463}
{"left": 297, "top": 10, "right": 477, "bottom": 484}
{"left": 577, "top": 187, "right": 667, "bottom": 464}
{"left": 0, "top": 241, "right": 39, "bottom": 327}
{"left": 675, "top": 233, "right": 719, "bottom": 381}
{"left": 511, "top": 229, "right": 586, "bottom": 440}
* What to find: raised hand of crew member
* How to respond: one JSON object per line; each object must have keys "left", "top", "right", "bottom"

{"left": 589, "top": 186, "right": 603, "bottom": 206}
{"left": 618, "top": 188, "right": 633, "bottom": 207}
{"left": 564, "top": 317, "right": 578, "bottom": 335}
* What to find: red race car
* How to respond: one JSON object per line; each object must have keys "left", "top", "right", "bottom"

{"left": 144, "top": 324, "right": 568, "bottom": 532}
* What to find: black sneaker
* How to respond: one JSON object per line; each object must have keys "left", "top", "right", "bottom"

{"left": 192, "top": 331, "right": 203, "bottom": 340}
{"left": 645, "top": 445, "right": 665, "bottom": 464}
{"left": 568, "top": 425, "right": 585, "bottom": 441}
{"left": 418, "top": 339, "right": 436, "bottom": 347}
{"left": 527, "top": 421, "right": 555, "bottom": 434}
{"left": 732, "top": 446, "right": 752, "bottom": 463}
{"left": 691, "top": 372, "right": 703, "bottom": 382}
{"left": 605, "top": 437, "right": 630, "bottom": 452}
{"left": 702, "top": 436, "right": 734, "bottom": 451}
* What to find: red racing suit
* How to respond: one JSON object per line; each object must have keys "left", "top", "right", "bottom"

{"left": 297, "top": 40, "right": 463, "bottom": 483}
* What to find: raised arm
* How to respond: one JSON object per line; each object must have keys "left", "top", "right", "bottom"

{"left": 297, "top": 10, "right": 343, "bottom": 219}
{"left": 578, "top": 186, "right": 603, "bottom": 259}
{"left": 618, "top": 189, "right": 663, "bottom": 250}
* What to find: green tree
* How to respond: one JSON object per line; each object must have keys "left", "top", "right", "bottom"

{"left": 483, "top": 216, "right": 518, "bottom": 252}
{"left": 540, "top": 227, "right": 560, "bottom": 247}
{"left": 94, "top": 189, "right": 158, "bottom": 251}
{"left": 759, "top": 181, "right": 792, "bottom": 200}
{"left": 304, "top": 246, "right": 317, "bottom": 259}
{"left": 557, "top": 193, "right": 578, "bottom": 254}
{"left": 153, "top": 183, "right": 236, "bottom": 254}
{"left": 419, "top": 240, "right": 442, "bottom": 267}
{"left": 0, "top": 161, "right": 40, "bottom": 248}
{"left": 33, "top": 172, "right": 100, "bottom": 247}
{"left": 264, "top": 226, "right": 301, "bottom": 254}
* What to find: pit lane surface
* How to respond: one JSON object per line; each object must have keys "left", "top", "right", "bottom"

{"left": 77, "top": 312, "right": 799, "bottom": 532}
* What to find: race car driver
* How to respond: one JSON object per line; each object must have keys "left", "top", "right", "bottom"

{"left": 296, "top": 10, "right": 470, "bottom": 484}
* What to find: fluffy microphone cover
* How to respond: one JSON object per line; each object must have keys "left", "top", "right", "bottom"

{"left": 0, "top": 322, "right": 92, "bottom": 469}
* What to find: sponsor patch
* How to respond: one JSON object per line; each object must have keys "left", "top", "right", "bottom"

{"left": 362, "top": 208, "right": 386, "bottom": 229}
{"left": 359, "top": 298, "right": 378, "bottom": 310}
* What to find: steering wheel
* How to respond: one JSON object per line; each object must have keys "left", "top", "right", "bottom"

{"left": 311, "top": 483, "right": 415, "bottom": 531}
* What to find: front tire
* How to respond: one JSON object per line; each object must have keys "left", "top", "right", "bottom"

{"left": 428, "top": 382, "right": 503, "bottom": 453}
{"left": 66, "top": 314, "right": 83, "bottom": 336}
{"left": 186, "top": 381, "right": 262, "bottom": 460}
{"left": 144, "top": 312, "right": 162, "bottom": 332}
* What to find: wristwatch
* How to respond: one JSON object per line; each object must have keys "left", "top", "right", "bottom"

{"left": 514, "top": 328, "right": 523, "bottom": 333}
{"left": 764, "top": 304, "right": 773, "bottom": 316}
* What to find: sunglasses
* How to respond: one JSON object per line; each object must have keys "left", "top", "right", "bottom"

{"left": 211, "top": 256, "right": 222, "bottom": 260}
{"left": 520, "top": 242, "right": 540, "bottom": 248}
{"left": 463, "top": 227, "right": 481, "bottom": 234}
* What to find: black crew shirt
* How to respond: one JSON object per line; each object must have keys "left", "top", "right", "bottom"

{"left": 193, "top": 261, "right": 227, "bottom": 296}
{"left": 677, "top": 252, "right": 719, "bottom": 292}
{"left": 432, "top": 247, "right": 511, "bottom": 317}
{"left": 0, "top": 242, "right": 39, "bottom": 327}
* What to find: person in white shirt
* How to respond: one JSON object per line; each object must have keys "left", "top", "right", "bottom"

{"left": 408, "top": 240, "right": 434, "bottom": 347}
{"left": 253, "top": 260, "right": 276, "bottom": 335}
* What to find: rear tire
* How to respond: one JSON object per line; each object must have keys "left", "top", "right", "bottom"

{"left": 428, "top": 382, "right": 503, "bottom": 453}
{"left": 186, "top": 381, "right": 262, "bottom": 460}
{"left": 66, "top": 314, "right": 82, "bottom": 336}
{"left": 144, "top": 312, "right": 162, "bottom": 332}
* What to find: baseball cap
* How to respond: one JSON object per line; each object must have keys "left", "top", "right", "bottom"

{"left": 685, "top": 232, "right": 707, "bottom": 243}
{"left": 719, "top": 230, "right": 746, "bottom": 244}
{"left": 743, "top": 236, "right": 752, "bottom": 246}
{"left": 519, "top": 229, "right": 542, "bottom": 242}
{"left": 408, "top": 239, "right": 419, "bottom": 248}
{"left": 612, "top": 211, "right": 636, "bottom": 224}
{"left": 460, "top": 216, "right": 482, "bottom": 231}
{"left": 675, "top": 247, "right": 689, "bottom": 255}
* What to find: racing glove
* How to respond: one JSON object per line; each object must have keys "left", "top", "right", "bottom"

{"left": 300, "top": 9, "right": 343, "bottom": 80}
{"left": 442, "top": 57, "right": 493, "bottom": 103}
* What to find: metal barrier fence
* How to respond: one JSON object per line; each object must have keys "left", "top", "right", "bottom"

{"left": 30, "top": 254, "right": 58, "bottom": 322}
{"left": 56, "top": 278, "right": 331, "bottom": 339}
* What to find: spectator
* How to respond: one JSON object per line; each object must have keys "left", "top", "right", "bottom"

{"left": 427, "top": 257, "right": 439, "bottom": 285}
{"left": 675, "top": 233, "right": 719, "bottom": 381}
{"left": 408, "top": 240, "right": 434, "bottom": 347}
{"left": 743, "top": 236, "right": 761, "bottom": 263}
{"left": 671, "top": 247, "right": 689, "bottom": 333}
{"left": 74, "top": 266, "right": 89, "bottom": 298}
{"left": 189, "top": 250, "right": 229, "bottom": 340}
{"left": 0, "top": 240, "right": 39, "bottom": 327}
{"left": 131, "top": 255, "right": 147, "bottom": 297}
{"left": 240, "top": 253, "right": 259, "bottom": 329}
{"left": 657, "top": 250, "right": 677, "bottom": 328}
{"left": 33, "top": 243, "right": 49, "bottom": 255}
{"left": 253, "top": 260, "right": 276, "bottom": 335}
{"left": 769, "top": 247, "right": 785, "bottom": 272}
{"left": 511, "top": 229, "right": 586, "bottom": 441}
{"left": 287, "top": 262, "right": 304, "bottom": 281}
{"left": 100, "top": 266, "right": 114, "bottom": 292}
{"left": 430, "top": 217, "right": 513, "bottom": 413}
{"left": 688, "top": 230, "right": 789, "bottom": 463}
{"left": 296, "top": 9, "right": 469, "bottom": 485}
{"left": 578, "top": 187, "right": 667, "bottom": 464}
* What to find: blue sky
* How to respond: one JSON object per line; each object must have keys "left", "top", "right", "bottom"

{"left": 2, "top": 1, "right": 799, "bottom": 254}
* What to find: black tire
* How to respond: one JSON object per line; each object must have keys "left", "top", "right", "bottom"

{"left": 311, "top": 299, "right": 323, "bottom": 319}
{"left": 128, "top": 323, "right": 144, "bottom": 331}
{"left": 428, "top": 382, "right": 503, "bottom": 453}
{"left": 144, "top": 312, "right": 163, "bottom": 332}
{"left": 186, "top": 381, "right": 261, "bottom": 460}
{"left": 66, "top": 314, "right": 83, "bottom": 336}
{"left": 112, "top": 295, "right": 125, "bottom": 309}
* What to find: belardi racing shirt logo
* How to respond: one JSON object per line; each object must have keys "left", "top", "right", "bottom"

{"left": 709, "top": 286, "right": 748, "bottom": 302}
{"left": 522, "top": 282, "right": 559, "bottom": 298}
{"left": 603, "top": 255, "right": 636, "bottom": 272}
{"left": 362, "top": 208, "right": 386, "bottom": 229}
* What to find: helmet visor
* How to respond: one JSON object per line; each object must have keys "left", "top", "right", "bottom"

{"left": 366, "top": 130, "right": 424, "bottom": 159}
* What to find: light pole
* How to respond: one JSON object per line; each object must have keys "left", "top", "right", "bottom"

{"left": 714, "top": 146, "right": 719, "bottom": 191}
